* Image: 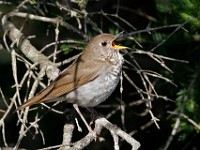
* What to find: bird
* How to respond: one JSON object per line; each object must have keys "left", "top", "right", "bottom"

{"left": 18, "top": 33, "right": 127, "bottom": 110}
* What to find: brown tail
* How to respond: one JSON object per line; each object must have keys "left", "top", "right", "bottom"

{"left": 17, "top": 83, "right": 55, "bottom": 110}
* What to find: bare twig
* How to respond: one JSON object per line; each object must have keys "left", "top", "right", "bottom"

{"left": 162, "top": 73, "right": 198, "bottom": 150}
{"left": 2, "top": 15, "right": 60, "bottom": 81}
{"left": 55, "top": 117, "right": 140, "bottom": 150}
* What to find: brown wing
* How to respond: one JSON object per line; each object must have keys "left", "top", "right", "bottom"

{"left": 17, "top": 83, "right": 55, "bottom": 110}
{"left": 17, "top": 57, "right": 105, "bottom": 110}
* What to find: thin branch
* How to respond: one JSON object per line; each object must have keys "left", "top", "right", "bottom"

{"left": 124, "top": 23, "right": 188, "bottom": 36}
{"left": 8, "top": 12, "right": 85, "bottom": 37}
{"left": 162, "top": 73, "right": 198, "bottom": 150}
{"left": 168, "top": 111, "right": 200, "bottom": 130}
{"left": 56, "top": 117, "right": 140, "bottom": 150}
{"left": 2, "top": 15, "right": 60, "bottom": 80}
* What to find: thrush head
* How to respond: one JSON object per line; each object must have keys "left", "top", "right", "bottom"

{"left": 83, "top": 33, "right": 127, "bottom": 60}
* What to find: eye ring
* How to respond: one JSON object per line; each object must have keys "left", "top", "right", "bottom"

{"left": 101, "top": 41, "right": 107, "bottom": 47}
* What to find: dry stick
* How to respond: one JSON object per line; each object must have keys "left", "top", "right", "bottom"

{"left": 56, "top": 1, "right": 103, "bottom": 34}
{"left": 60, "top": 123, "right": 74, "bottom": 149}
{"left": 55, "top": 1, "right": 83, "bottom": 31}
{"left": 0, "top": 87, "right": 9, "bottom": 108}
{"left": 15, "top": 68, "right": 47, "bottom": 149}
{"left": 128, "top": 69, "right": 174, "bottom": 103}
{"left": 122, "top": 70, "right": 145, "bottom": 100}
{"left": 124, "top": 53, "right": 161, "bottom": 128}
{"left": 30, "top": 114, "right": 46, "bottom": 145}
{"left": 0, "top": 1, "right": 12, "bottom": 5}
{"left": 2, "top": 12, "right": 141, "bottom": 150}
{"left": 55, "top": 53, "right": 82, "bottom": 67}
{"left": 119, "top": 70, "right": 126, "bottom": 131}
{"left": 1, "top": 121, "right": 7, "bottom": 147}
{"left": 95, "top": 118, "right": 140, "bottom": 150}
{"left": 129, "top": 120, "right": 154, "bottom": 136}
{"left": 15, "top": 107, "right": 30, "bottom": 148}
{"left": 0, "top": 63, "right": 32, "bottom": 147}
{"left": 150, "top": 22, "right": 188, "bottom": 52}
{"left": 111, "top": 129, "right": 120, "bottom": 150}
{"left": 56, "top": 118, "right": 140, "bottom": 150}
{"left": 115, "top": 6, "right": 157, "bottom": 22}
{"left": 106, "top": 105, "right": 121, "bottom": 119}
{"left": 127, "top": 53, "right": 155, "bottom": 98}
{"left": 14, "top": 0, "right": 29, "bottom": 12}
{"left": 2, "top": 15, "right": 60, "bottom": 81}
{"left": 3, "top": 30, "right": 10, "bottom": 52}
{"left": 168, "top": 111, "right": 200, "bottom": 130}
{"left": 40, "top": 40, "right": 84, "bottom": 52}
{"left": 2, "top": 13, "right": 95, "bottom": 149}
{"left": 0, "top": 93, "right": 17, "bottom": 146}
{"left": 73, "top": 104, "right": 97, "bottom": 139}
{"left": 19, "top": 67, "right": 45, "bottom": 103}
{"left": 123, "top": 66, "right": 172, "bottom": 102}
{"left": 140, "top": 70, "right": 176, "bottom": 86}
{"left": 16, "top": 100, "right": 62, "bottom": 149}
{"left": 102, "top": 14, "right": 126, "bottom": 32}
{"left": 132, "top": 49, "right": 187, "bottom": 63}
{"left": 53, "top": 21, "right": 60, "bottom": 63}
{"left": 8, "top": 66, "right": 36, "bottom": 148}
{"left": 16, "top": 113, "right": 43, "bottom": 149}
{"left": 90, "top": 11, "right": 136, "bottom": 30}
{"left": 11, "top": 49, "right": 23, "bottom": 107}
{"left": 2, "top": 9, "right": 62, "bottom": 150}
{"left": 162, "top": 73, "right": 198, "bottom": 150}
{"left": 11, "top": 44, "right": 38, "bottom": 146}
{"left": 127, "top": 36, "right": 143, "bottom": 48}
{"left": 17, "top": 102, "right": 65, "bottom": 149}
{"left": 125, "top": 23, "right": 187, "bottom": 37}
{"left": 41, "top": 103, "right": 64, "bottom": 114}
{"left": 126, "top": 49, "right": 185, "bottom": 94}
{"left": 9, "top": 12, "right": 85, "bottom": 38}
{"left": 127, "top": 53, "right": 153, "bottom": 96}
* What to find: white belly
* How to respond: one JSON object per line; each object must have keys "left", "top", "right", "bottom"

{"left": 66, "top": 70, "right": 120, "bottom": 107}
{"left": 63, "top": 52, "right": 123, "bottom": 107}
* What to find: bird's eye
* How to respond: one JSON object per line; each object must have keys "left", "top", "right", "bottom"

{"left": 101, "top": 41, "right": 107, "bottom": 46}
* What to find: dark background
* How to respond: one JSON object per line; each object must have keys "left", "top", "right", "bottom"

{"left": 0, "top": 0, "right": 200, "bottom": 149}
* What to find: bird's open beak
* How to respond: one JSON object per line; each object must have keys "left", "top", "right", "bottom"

{"left": 112, "top": 32, "right": 127, "bottom": 50}
{"left": 112, "top": 42, "right": 127, "bottom": 49}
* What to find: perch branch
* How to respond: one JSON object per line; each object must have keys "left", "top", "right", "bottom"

{"left": 56, "top": 117, "right": 140, "bottom": 150}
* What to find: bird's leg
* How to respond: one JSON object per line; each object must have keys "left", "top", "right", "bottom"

{"left": 73, "top": 104, "right": 97, "bottom": 139}
{"left": 86, "top": 107, "right": 104, "bottom": 125}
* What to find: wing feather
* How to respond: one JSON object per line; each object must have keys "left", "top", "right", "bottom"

{"left": 18, "top": 57, "right": 105, "bottom": 110}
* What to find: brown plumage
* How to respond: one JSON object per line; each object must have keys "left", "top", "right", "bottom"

{"left": 18, "top": 33, "right": 127, "bottom": 110}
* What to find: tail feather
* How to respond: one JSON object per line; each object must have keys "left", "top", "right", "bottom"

{"left": 17, "top": 83, "right": 55, "bottom": 110}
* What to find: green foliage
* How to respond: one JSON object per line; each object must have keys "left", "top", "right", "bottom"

{"left": 29, "top": 0, "right": 37, "bottom": 5}
{"left": 109, "top": 27, "right": 120, "bottom": 35}
{"left": 179, "top": 0, "right": 200, "bottom": 28}
{"left": 156, "top": 1, "right": 200, "bottom": 143}
{"left": 60, "top": 44, "right": 73, "bottom": 55}
{"left": 60, "top": 42, "right": 84, "bottom": 55}
{"left": 157, "top": 0, "right": 200, "bottom": 28}
{"left": 175, "top": 66, "right": 200, "bottom": 140}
